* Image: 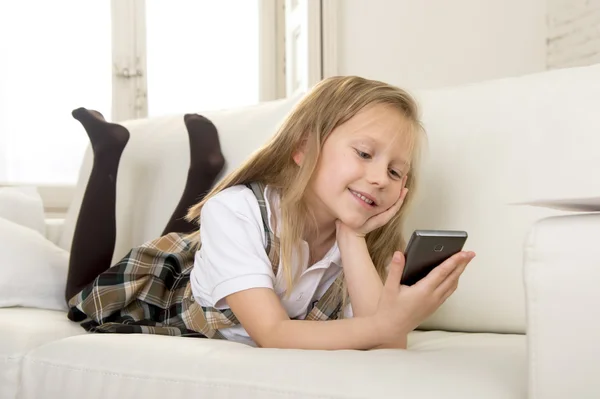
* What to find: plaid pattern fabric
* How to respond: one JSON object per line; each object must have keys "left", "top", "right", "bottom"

{"left": 304, "top": 273, "right": 345, "bottom": 321}
{"left": 68, "top": 182, "right": 345, "bottom": 338}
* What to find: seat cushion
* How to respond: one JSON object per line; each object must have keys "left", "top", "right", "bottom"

{"left": 0, "top": 308, "right": 85, "bottom": 399}
{"left": 20, "top": 331, "right": 526, "bottom": 399}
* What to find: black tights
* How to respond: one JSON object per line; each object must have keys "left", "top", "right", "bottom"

{"left": 65, "top": 109, "right": 224, "bottom": 302}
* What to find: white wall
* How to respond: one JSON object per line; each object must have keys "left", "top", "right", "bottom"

{"left": 547, "top": 0, "right": 600, "bottom": 69}
{"left": 334, "top": 0, "right": 548, "bottom": 90}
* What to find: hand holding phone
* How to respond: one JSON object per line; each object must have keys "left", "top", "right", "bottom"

{"left": 374, "top": 242, "right": 475, "bottom": 344}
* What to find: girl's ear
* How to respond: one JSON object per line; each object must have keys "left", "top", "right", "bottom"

{"left": 293, "top": 150, "right": 304, "bottom": 165}
{"left": 293, "top": 139, "right": 308, "bottom": 166}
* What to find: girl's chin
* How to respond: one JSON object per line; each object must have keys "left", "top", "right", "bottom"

{"left": 337, "top": 215, "right": 369, "bottom": 230}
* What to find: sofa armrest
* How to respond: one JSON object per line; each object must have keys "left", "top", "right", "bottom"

{"left": 0, "top": 183, "right": 74, "bottom": 247}
{"left": 524, "top": 213, "right": 600, "bottom": 399}
{"left": 0, "top": 183, "right": 74, "bottom": 216}
{"left": 45, "top": 218, "right": 66, "bottom": 246}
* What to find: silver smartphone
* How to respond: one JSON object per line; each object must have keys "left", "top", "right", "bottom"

{"left": 401, "top": 230, "right": 468, "bottom": 286}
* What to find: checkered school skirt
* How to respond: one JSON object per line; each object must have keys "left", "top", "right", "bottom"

{"left": 68, "top": 232, "right": 237, "bottom": 338}
{"left": 67, "top": 182, "right": 345, "bottom": 338}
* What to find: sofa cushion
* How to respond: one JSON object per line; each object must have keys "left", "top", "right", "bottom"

{"left": 401, "top": 64, "right": 600, "bottom": 334}
{"left": 19, "top": 331, "right": 525, "bottom": 399}
{"left": 0, "top": 308, "right": 84, "bottom": 399}
{"left": 0, "top": 217, "right": 70, "bottom": 311}
{"left": 0, "top": 186, "right": 45, "bottom": 235}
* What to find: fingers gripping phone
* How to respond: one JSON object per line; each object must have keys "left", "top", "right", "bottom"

{"left": 401, "top": 230, "right": 468, "bottom": 286}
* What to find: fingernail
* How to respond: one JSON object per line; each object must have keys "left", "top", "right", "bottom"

{"left": 393, "top": 252, "right": 402, "bottom": 262}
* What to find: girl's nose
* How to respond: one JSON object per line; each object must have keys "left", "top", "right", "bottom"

{"left": 366, "top": 163, "right": 389, "bottom": 187}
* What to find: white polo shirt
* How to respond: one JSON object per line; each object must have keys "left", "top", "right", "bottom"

{"left": 189, "top": 184, "right": 350, "bottom": 346}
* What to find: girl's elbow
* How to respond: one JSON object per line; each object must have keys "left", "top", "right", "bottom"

{"left": 254, "top": 335, "right": 288, "bottom": 349}
{"left": 248, "top": 322, "right": 289, "bottom": 349}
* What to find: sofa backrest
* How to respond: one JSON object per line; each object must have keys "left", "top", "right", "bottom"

{"left": 60, "top": 64, "right": 600, "bottom": 335}
{"left": 403, "top": 64, "right": 600, "bottom": 334}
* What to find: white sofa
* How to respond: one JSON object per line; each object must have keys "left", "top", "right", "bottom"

{"left": 2, "top": 64, "right": 600, "bottom": 399}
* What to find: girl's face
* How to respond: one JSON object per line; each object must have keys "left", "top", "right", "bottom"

{"left": 304, "top": 103, "right": 412, "bottom": 230}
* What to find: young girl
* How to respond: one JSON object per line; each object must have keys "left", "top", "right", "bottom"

{"left": 65, "top": 76, "right": 475, "bottom": 350}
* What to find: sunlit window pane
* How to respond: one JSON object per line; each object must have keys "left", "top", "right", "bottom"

{"left": 0, "top": 1, "right": 112, "bottom": 184}
{"left": 145, "top": 1, "right": 260, "bottom": 116}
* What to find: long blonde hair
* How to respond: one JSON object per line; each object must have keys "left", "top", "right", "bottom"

{"left": 186, "top": 76, "right": 425, "bottom": 306}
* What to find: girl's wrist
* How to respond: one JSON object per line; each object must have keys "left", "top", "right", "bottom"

{"left": 371, "top": 312, "right": 394, "bottom": 345}
{"left": 337, "top": 229, "right": 366, "bottom": 246}
{"left": 372, "top": 310, "right": 411, "bottom": 347}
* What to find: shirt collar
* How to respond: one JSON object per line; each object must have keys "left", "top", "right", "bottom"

{"left": 263, "top": 185, "right": 342, "bottom": 268}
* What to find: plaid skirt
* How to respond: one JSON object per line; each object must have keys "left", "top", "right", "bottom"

{"left": 67, "top": 183, "right": 346, "bottom": 339}
{"left": 67, "top": 232, "right": 238, "bottom": 339}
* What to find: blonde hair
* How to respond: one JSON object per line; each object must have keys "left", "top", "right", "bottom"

{"left": 186, "top": 76, "right": 425, "bottom": 311}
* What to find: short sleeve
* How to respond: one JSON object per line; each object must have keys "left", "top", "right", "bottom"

{"left": 190, "top": 188, "right": 276, "bottom": 309}
{"left": 343, "top": 303, "right": 354, "bottom": 318}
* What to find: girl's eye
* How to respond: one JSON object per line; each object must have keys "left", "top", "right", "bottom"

{"left": 355, "top": 149, "right": 371, "bottom": 159}
{"left": 389, "top": 170, "right": 402, "bottom": 179}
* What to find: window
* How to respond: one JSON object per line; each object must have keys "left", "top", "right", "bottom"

{"left": 145, "top": 1, "right": 260, "bottom": 115}
{"left": 0, "top": 0, "right": 279, "bottom": 185}
{"left": 0, "top": 1, "right": 112, "bottom": 184}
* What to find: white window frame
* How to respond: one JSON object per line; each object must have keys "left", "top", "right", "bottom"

{"left": 283, "top": 0, "right": 322, "bottom": 96}
{"left": 261, "top": 0, "right": 288, "bottom": 101}
{"left": 111, "top": 0, "right": 286, "bottom": 122}
{"left": 111, "top": 0, "right": 147, "bottom": 122}
{"left": 321, "top": 0, "right": 339, "bottom": 78}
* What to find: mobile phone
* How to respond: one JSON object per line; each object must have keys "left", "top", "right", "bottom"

{"left": 401, "top": 230, "right": 468, "bottom": 286}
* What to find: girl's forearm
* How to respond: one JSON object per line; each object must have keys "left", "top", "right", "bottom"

{"left": 337, "top": 234, "right": 407, "bottom": 349}
{"left": 338, "top": 234, "right": 383, "bottom": 317}
{"left": 263, "top": 316, "right": 384, "bottom": 350}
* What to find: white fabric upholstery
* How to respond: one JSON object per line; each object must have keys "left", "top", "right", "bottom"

{"left": 513, "top": 196, "right": 600, "bottom": 212}
{"left": 0, "top": 186, "right": 45, "bottom": 236}
{"left": 0, "top": 308, "right": 84, "bottom": 399}
{"left": 401, "top": 64, "right": 600, "bottom": 334}
{"left": 418, "top": 65, "right": 600, "bottom": 207}
{"left": 0, "top": 217, "right": 69, "bottom": 311}
{"left": 44, "top": 218, "right": 66, "bottom": 246}
{"left": 20, "top": 331, "right": 526, "bottom": 399}
{"left": 524, "top": 213, "right": 600, "bottom": 399}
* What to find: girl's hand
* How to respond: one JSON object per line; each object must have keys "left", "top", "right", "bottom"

{"left": 338, "top": 177, "right": 409, "bottom": 240}
{"left": 374, "top": 250, "right": 475, "bottom": 345}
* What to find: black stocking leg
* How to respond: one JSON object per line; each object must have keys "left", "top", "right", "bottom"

{"left": 65, "top": 108, "right": 130, "bottom": 303}
{"left": 161, "top": 114, "right": 225, "bottom": 235}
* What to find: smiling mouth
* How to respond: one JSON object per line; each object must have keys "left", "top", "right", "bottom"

{"left": 349, "top": 189, "right": 376, "bottom": 206}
